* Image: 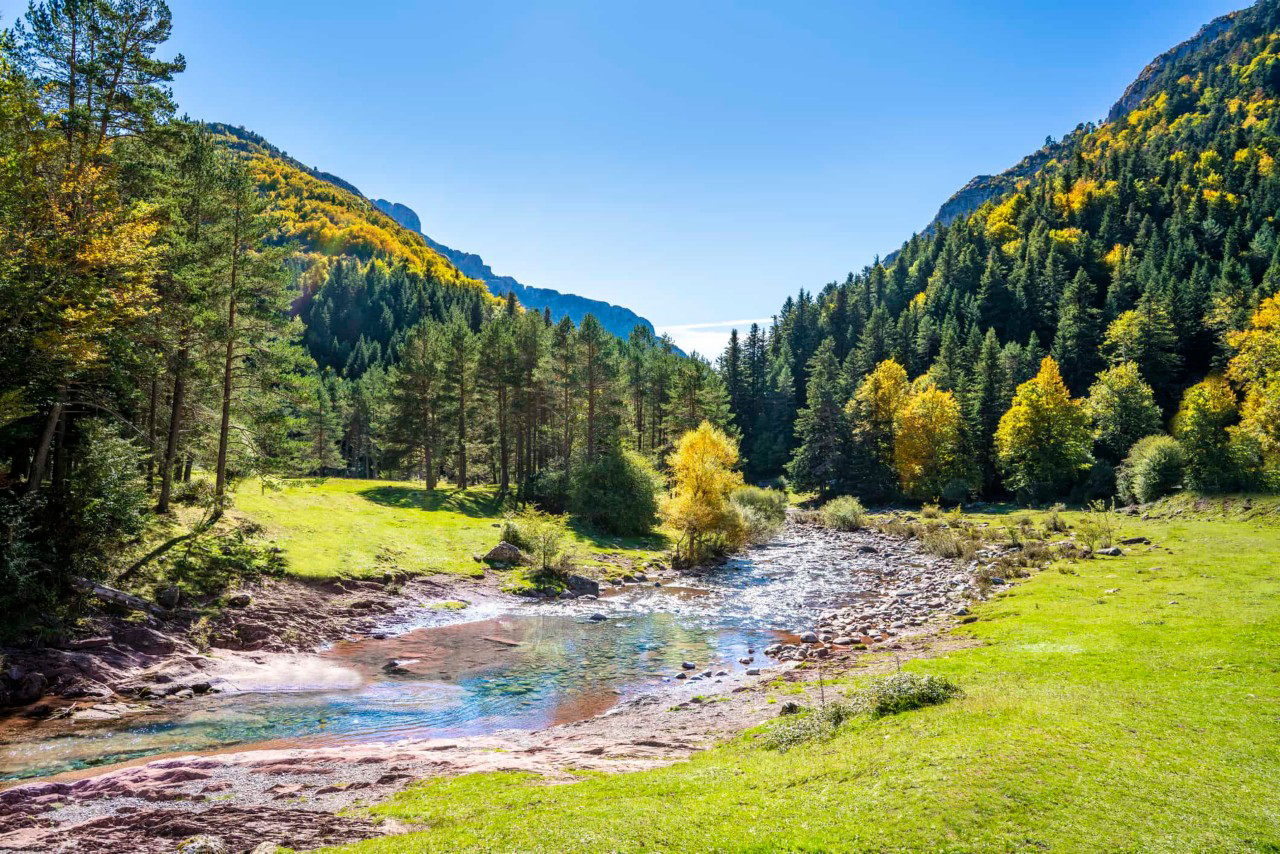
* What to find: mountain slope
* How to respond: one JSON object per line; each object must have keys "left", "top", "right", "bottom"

{"left": 916, "top": 7, "right": 1247, "bottom": 239}
{"left": 732, "top": 0, "right": 1280, "bottom": 492}
{"left": 208, "top": 123, "right": 486, "bottom": 293}
{"left": 371, "top": 198, "right": 659, "bottom": 340}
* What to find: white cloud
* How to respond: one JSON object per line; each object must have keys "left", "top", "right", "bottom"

{"left": 657, "top": 318, "right": 771, "bottom": 358}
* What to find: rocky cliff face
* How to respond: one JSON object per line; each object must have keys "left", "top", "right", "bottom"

{"left": 910, "top": 7, "right": 1243, "bottom": 244}
{"left": 1106, "top": 10, "right": 1241, "bottom": 122}
{"left": 371, "top": 199, "right": 659, "bottom": 341}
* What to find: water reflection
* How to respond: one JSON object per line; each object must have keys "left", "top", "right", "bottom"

{"left": 2, "top": 528, "right": 876, "bottom": 781}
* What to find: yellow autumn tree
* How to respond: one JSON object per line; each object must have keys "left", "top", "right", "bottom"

{"left": 847, "top": 358, "right": 910, "bottom": 479}
{"left": 995, "top": 357, "right": 1093, "bottom": 499}
{"left": 1228, "top": 291, "right": 1280, "bottom": 463}
{"left": 893, "top": 384, "right": 966, "bottom": 501}
{"left": 662, "top": 421, "right": 745, "bottom": 565}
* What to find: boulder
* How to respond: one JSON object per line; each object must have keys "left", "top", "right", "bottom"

{"left": 226, "top": 593, "right": 252, "bottom": 608}
{"left": 155, "top": 585, "right": 182, "bottom": 610}
{"left": 112, "top": 625, "right": 176, "bottom": 656}
{"left": 483, "top": 541, "right": 528, "bottom": 568}
{"left": 566, "top": 574, "right": 600, "bottom": 597}
{"left": 14, "top": 672, "right": 47, "bottom": 705}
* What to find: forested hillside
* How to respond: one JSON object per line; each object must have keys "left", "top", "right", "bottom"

{"left": 0, "top": 0, "right": 730, "bottom": 627}
{"left": 726, "top": 0, "right": 1280, "bottom": 504}
{"left": 371, "top": 198, "right": 662, "bottom": 342}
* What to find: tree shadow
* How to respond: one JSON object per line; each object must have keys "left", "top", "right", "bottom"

{"left": 357, "top": 485, "right": 508, "bottom": 518}
{"left": 567, "top": 518, "right": 669, "bottom": 552}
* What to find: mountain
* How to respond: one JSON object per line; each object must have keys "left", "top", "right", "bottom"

{"left": 371, "top": 198, "right": 659, "bottom": 341}
{"left": 207, "top": 123, "right": 484, "bottom": 292}
{"left": 727, "top": 0, "right": 1280, "bottom": 493}
{"left": 916, "top": 7, "right": 1247, "bottom": 240}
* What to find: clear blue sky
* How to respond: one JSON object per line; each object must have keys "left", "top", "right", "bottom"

{"left": 2, "top": 0, "right": 1245, "bottom": 354}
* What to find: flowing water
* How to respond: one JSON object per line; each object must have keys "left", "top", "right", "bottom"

{"left": 1, "top": 527, "right": 882, "bottom": 782}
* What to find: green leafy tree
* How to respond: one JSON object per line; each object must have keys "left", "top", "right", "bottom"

{"left": 995, "top": 357, "right": 1093, "bottom": 499}
{"left": 1086, "top": 361, "right": 1163, "bottom": 463}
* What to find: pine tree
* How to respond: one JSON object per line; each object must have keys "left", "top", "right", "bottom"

{"left": 1052, "top": 269, "right": 1103, "bottom": 395}
{"left": 788, "top": 340, "right": 851, "bottom": 497}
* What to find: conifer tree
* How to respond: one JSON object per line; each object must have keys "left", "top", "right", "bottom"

{"left": 788, "top": 340, "right": 851, "bottom": 497}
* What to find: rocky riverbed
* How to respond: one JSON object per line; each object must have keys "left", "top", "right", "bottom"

{"left": 0, "top": 519, "right": 989, "bottom": 853}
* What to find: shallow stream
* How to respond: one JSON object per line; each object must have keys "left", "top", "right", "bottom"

{"left": 1, "top": 526, "right": 886, "bottom": 782}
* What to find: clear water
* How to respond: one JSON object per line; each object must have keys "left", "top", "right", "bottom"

{"left": 0, "top": 528, "right": 878, "bottom": 782}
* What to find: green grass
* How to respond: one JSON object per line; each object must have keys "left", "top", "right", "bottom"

{"left": 316, "top": 505, "right": 1280, "bottom": 852}
{"left": 232, "top": 478, "right": 665, "bottom": 579}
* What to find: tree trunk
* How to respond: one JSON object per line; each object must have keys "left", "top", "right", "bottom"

{"left": 157, "top": 357, "right": 186, "bottom": 513}
{"left": 498, "top": 386, "right": 509, "bottom": 494}
{"left": 51, "top": 409, "right": 70, "bottom": 493}
{"left": 27, "top": 387, "right": 66, "bottom": 494}
{"left": 146, "top": 376, "right": 158, "bottom": 492}
{"left": 215, "top": 206, "right": 242, "bottom": 499}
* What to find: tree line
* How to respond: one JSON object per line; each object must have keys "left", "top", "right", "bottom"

{"left": 718, "top": 0, "right": 1280, "bottom": 504}
{"left": 0, "top": 0, "right": 730, "bottom": 625}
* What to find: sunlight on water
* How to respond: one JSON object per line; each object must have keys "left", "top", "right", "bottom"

{"left": 1, "top": 529, "right": 877, "bottom": 782}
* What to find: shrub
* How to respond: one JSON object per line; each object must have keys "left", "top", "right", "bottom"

{"left": 921, "top": 503, "right": 942, "bottom": 519}
{"left": 526, "top": 468, "right": 569, "bottom": 514}
{"left": 856, "top": 672, "right": 962, "bottom": 718}
{"left": 731, "top": 486, "right": 787, "bottom": 545}
{"left": 570, "top": 450, "right": 663, "bottom": 536}
{"left": 65, "top": 421, "right": 150, "bottom": 580}
{"left": 920, "top": 525, "right": 963, "bottom": 558}
{"left": 731, "top": 486, "right": 787, "bottom": 524}
{"left": 760, "top": 702, "right": 857, "bottom": 751}
{"left": 503, "top": 509, "right": 569, "bottom": 572}
{"left": 820, "top": 496, "right": 866, "bottom": 531}
{"left": 1042, "top": 503, "right": 1069, "bottom": 533}
{"left": 1117, "top": 434, "right": 1185, "bottom": 504}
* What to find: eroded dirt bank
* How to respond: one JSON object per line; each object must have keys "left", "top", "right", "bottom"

{"left": 0, "top": 572, "right": 512, "bottom": 726}
{"left": 0, "top": 522, "right": 985, "bottom": 853}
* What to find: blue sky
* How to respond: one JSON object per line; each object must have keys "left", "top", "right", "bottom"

{"left": 3, "top": 0, "right": 1245, "bottom": 354}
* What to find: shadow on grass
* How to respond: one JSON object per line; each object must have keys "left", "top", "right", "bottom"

{"left": 357, "top": 485, "right": 510, "bottom": 518}
{"left": 567, "top": 518, "right": 669, "bottom": 553}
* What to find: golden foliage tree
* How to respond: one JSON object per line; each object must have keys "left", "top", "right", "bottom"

{"left": 893, "top": 384, "right": 965, "bottom": 501}
{"left": 661, "top": 421, "right": 745, "bottom": 565}
{"left": 1228, "top": 292, "right": 1280, "bottom": 463}
{"left": 994, "top": 357, "right": 1093, "bottom": 499}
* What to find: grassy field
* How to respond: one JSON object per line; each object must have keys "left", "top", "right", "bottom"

{"left": 231, "top": 478, "right": 666, "bottom": 579}
{"left": 315, "top": 502, "right": 1280, "bottom": 852}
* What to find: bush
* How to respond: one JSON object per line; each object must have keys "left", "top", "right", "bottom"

{"left": 502, "top": 508, "right": 569, "bottom": 571}
{"left": 760, "top": 702, "right": 857, "bottom": 751}
{"left": 856, "top": 672, "right": 962, "bottom": 718}
{"left": 730, "top": 486, "right": 787, "bottom": 544}
{"left": 66, "top": 421, "right": 150, "bottom": 580}
{"left": 820, "top": 496, "right": 866, "bottom": 531}
{"left": 1117, "top": 435, "right": 1185, "bottom": 504}
{"left": 731, "top": 486, "right": 787, "bottom": 523}
{"left": 570, "top": 450, "right": 663, "bottom": 536}
{"left": 526, "top": 468, "right": 569, "bottom": 514}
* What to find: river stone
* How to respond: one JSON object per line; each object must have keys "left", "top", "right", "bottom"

{"left": 746, "top": 668, "right": 760, "bottom": 676}
{"left": 178, "top": 836, "right": 228, "bottom": 854}
{"left": 681, "top": 661, "right": 696, "bottom": 670}
{"left": 483, "top": 541, "right": 528, "bottom": 567}
{"left": 14, "top": 672, "right": 47, "bottom": 705}
{"left": 566, "top": 574, "right": 600, "bottom": 597}
{"left": 799, "top": 631, "right": 818, "bottom": 643}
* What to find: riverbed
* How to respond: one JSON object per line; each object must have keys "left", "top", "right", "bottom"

{"left": 0, "top": 522, "right": 958, "bottom": 784}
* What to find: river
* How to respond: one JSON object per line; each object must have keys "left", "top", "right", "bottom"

{"left": 1, "top": 523, "right": 903, "bottom": 783}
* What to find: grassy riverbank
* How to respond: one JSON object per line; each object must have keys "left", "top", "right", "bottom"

{"left": 232, "top": 478, "right": 666, "bottom": 579}
{"left": 319, "top": 501, "right": 1280, "bottom": 852}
